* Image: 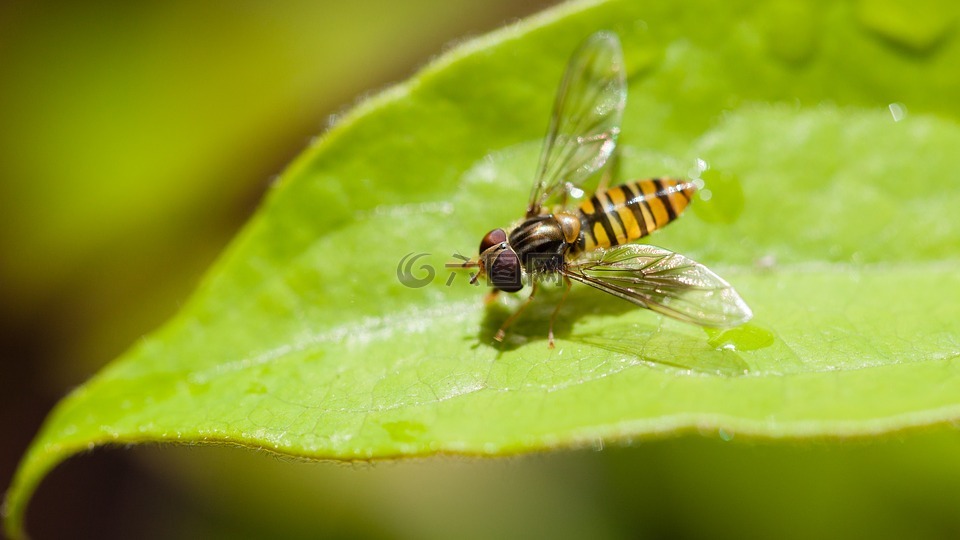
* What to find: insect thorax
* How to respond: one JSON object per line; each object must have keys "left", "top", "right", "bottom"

{"left": 508, "top": 215, "right": 570, "bottom": 275}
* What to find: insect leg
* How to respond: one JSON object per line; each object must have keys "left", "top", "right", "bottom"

{"left": 494, "top": 281, "right": 538, "bottom": 343}
{"left": 547, "top": 276, "right": 573, "bottom": 348}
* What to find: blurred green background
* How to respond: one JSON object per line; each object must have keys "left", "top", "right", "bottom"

{"left": 4, "top": 1, "right": 960, "bottom": 539}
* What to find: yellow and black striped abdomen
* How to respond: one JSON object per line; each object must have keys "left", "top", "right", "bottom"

{"left": 576, "top": 178, "right": 696, "bottom": 251}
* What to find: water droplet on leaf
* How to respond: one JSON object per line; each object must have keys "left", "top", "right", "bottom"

{"left": 707, "top": 324, "right": 776, "bottom": 352}
{"left": 888, "top": 102, "right": 908, "bottom": 122}
{"left": 692, "top": 169, "right": 744, "bottom": 224}
{"left": 381, "top": 420, "right": 427, "bottom": 443}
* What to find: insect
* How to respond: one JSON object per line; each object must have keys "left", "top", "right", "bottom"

{"left": 469, "top": 31, "right": 752, "bottom": 347}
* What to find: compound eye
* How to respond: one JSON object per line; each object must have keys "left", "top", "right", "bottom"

{"left": 479, "top": 228, "right": 508, "bottom": 254}
{"left": 489, "top": 249, "right": 522, "bottom": 293}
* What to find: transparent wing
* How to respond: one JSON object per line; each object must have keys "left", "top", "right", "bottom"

{"left": 563, "top": 244, "right": 753, "bottom": 328}
{"left": 527, "top": 31, "right": 626, "bottom": 216}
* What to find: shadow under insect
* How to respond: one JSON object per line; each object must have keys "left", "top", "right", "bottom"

{"left": 477, "top": 284, "right": 750, "bottom": 377}
{"left": 477, "top": 283, "right": 618, "bottom": 348}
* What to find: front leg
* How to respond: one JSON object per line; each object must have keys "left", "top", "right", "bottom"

{"left": 547, "top": 277, "right": 573, "bottom": 348}
{"left": 494, "top": 282, "right": 539, "bottom": 343}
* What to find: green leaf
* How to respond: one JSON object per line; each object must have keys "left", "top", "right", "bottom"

{"left": 6, "top": 0, "right": 960, "bottom": 536}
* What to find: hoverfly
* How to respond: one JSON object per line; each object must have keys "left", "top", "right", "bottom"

{"left": 469, "top": 31, "right": 752, "bottom": 347}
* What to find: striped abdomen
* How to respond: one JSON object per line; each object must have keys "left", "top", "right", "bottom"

{"left": 576, "top": 178, "right": 696, "bottom": 252}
